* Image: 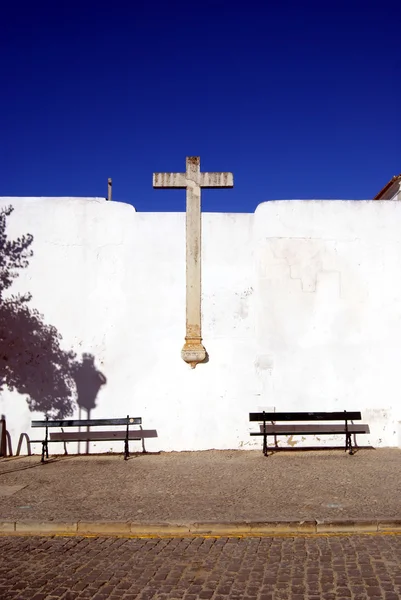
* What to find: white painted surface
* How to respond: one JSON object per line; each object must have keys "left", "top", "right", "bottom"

{"left": 0, "top": 197, "right": 400, "bottom": 454}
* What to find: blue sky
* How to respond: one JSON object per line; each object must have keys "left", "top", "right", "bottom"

{"left": 1, "top": 0, "right": 400, "bottom": 212}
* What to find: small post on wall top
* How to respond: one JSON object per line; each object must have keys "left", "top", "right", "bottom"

{"left": 107, "top": 178, "right": 112, "bottom": 201}
{"left": 153, "top": 156, "right": 234, "bottom": 368}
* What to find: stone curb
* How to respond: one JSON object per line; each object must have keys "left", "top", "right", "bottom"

{"left": 0, "top": 519, "right": 401, "bottom": 537}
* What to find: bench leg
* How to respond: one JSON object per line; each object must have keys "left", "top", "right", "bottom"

{"left": 345, "top": 433, "right": 354, "bottom": 455}
{"left": 42, "top": 417, "right": 49, "bottom": 463}
{"left": 41, "top": 441, "right": 48, "bottom": 463}
{"left": 263, "top": 435, "right": 268, "bottom": 457}
{"left": 124, "top": 438, "right": 129, "bottom": 461}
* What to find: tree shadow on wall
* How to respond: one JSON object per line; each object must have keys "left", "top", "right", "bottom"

{"left": 0, "top": 205, "right": 106, "bottom": 419}
{"left": 72, "top": 353, "right": 107, "bottom": 454}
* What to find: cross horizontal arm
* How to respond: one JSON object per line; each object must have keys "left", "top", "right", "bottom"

{"left": 200, "top": 172, "right": 234, "bottom": 189}
{"left": 153, "top": 172, "right": 187, "bottom": 189}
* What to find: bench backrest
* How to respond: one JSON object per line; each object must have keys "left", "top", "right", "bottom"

{"left": 249, "top": 411, "right": 362, "bottom": 422}
{"left": 32, "top": 417, "right": 142, "bottom": 428}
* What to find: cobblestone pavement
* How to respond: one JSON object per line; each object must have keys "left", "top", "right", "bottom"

{"left": 1, "top": 535, "right": 401, "bottom": 599}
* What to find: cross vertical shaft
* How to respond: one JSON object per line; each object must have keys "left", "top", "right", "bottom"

{"left": 153, "top": 156, "right": 234, "bottom": 368}
{"left": 184, "top": 157, "right": 204, "bottom": 367}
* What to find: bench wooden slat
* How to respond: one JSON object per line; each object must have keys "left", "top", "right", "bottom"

{"left": 32, "top": 418, "right": 142, "bottom": 428}
{"left": 250, "top": 424, "right": 370, "bottom": 435}
{"left": 49, "top": 430, "right": 157, "bottom": 442}
{"left": 249, "top": 412, "right": 362, "bottom": 422}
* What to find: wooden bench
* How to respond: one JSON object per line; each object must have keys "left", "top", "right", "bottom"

{"left": 249, "top": 411, "right": 370, "bottom": 456}
{"left": 31, "top": 415, "right": 142, "bottom": 462}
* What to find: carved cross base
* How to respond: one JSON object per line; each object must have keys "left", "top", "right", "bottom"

{"left": 181, "top": 337, "right": 206, "bottom": 369}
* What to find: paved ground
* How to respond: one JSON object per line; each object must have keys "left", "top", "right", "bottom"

{"left": 0, "top": 449, "right": 401, "bottom": 523}
{"left": 1, "top": 534, "right": 401, "bottom": 599}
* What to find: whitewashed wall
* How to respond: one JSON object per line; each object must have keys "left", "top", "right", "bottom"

{"left": 0, "top": 197, "right": 400, "bottom": 455}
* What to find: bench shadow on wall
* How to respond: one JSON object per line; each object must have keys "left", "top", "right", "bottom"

{"left": 0, "top": 205, "right": 153, "bottom": 457}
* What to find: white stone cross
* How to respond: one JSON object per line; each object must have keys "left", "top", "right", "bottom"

{"left": 153, "top": 156, "right": 234, "bottom": 368}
